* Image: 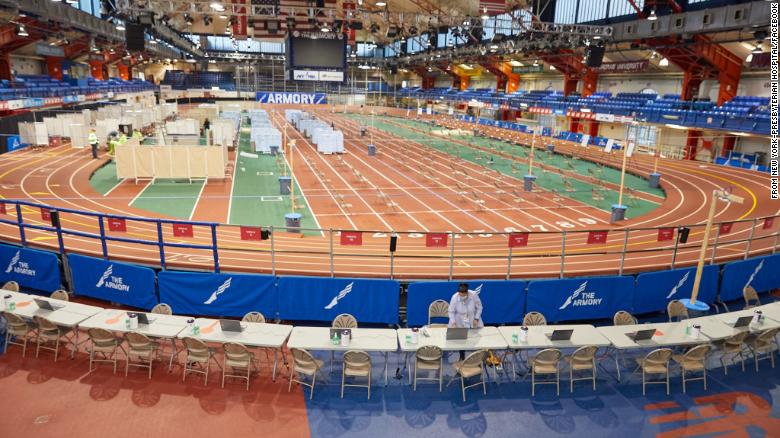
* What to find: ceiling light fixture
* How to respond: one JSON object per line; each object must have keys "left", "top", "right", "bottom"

{"left": 481, "top": 7, "right": 489, "bottom": 21}
{"left": 376, "top": 0, "right": 387, "bottom": 7}
{"left": 210, "top": 2, "right": 225, "bottom": 12}
{"left": 16, "top": 24, "right": 28, "bottom": 37}
{"left": 659, "top": 57, "right": 669, "bottom": 67}
{"left": 647, "top": 9, "right": 658, "bottom": 21}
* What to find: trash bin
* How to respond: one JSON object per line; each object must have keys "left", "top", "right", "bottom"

{"left": 360, "top": 126, "right": 367, "bottom": 137}
{"left": 610, "top": 204, "right": 627, "bottom": 223}
{"left": 270, "top": 145, "right": 279, "bottom": 156}
{"left": 523, "top": 174, "right": 536, "bottom": 192}
{"left": 546, "top": 144, "right": 555, "bottom": 153}
{"left": 649, "top": 172, "right": 661, "bottom": 188}
{"left": 284, "top": 213, "right": 302, "bottom": 233}
{"left": 278, "top": 176, "right": 292, "bottom": 195}
{"left": 367, "top": 144, "right": 376, "bottom": 156}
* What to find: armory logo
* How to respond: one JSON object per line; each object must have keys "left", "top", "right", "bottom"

{"left": 559, "top": 281, "right": 602, "bottom": 310}
{"left": 324, "top": 282, "right": 354, "bottom": 309}
{"left": 259, "top": 93, "right": 325, "bottom": 104}
{"left": 666, "top": 272, "right": 691, "bottom": 299}
{"left": 95, "top": 265, "right": 129, "bottom": 292}
{"left": 5, "top": 250, "right": 35, "bottom": 277}
{"left": 204, "top": 277, "right": 232, "bottom": 305}
{"left": 473, "top": 284, "right": 483, "bottom": 295}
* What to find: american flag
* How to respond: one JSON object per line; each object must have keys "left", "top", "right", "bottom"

{"left": 480, "top": 0, "right": 506, "bottom": 15}
{"left": 250, "top": 0, "right": 339, "bottom": 38}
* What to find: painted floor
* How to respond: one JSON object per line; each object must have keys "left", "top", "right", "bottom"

{"left": 348, "top": 115, "right": 664, "bottom": 219}
{"left": 130, "top": 179, "right": 205, "bottom": 220}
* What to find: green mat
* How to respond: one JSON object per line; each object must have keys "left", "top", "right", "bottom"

{"left": 346, "top": 114, "right": 664, "bottom": 218}
{"left": 228, "top": 117, "right": 319, "bottom": 234}
{"left": 130, "top": 179, "right": 205, "bottom": 219}
{"left": 89, "top": 162, "right": 122, "bottom": 196}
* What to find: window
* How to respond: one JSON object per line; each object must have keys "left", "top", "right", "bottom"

{"left": 555, "top": 0, "right": 577, "bottom": 24}
{"left": 578, "top": 0, "right": 608, "bottom": 23}
{"left": 609, "top": 0, "right": 644, "bottom": 19}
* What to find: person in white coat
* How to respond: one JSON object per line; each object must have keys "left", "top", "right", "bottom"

{"left": 448, "top": 282, "right": 484, "bottom": 359}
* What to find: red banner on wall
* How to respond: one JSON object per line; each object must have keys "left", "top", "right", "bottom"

{"left": 231, "top": 0, "right": 248, "bottom": 39}
{"left": 172, "top": 223, "right": 194, "bottom": 238}
{"left": 40, "top": 208, "right": 51, "bottom": 221}
{"left": 657, "top": 228, "right": 674, "bottom": 242}
{"left": 426, "top": 233, "right": 449, "bottom": 248}
{"left": 719, "top": 222, "right": 733, "bottom": 235}
{"left": 107, "top": 217, "right": 127, "bottom": 232}
{"left": 340, "top": 231, "right": 363, "bottom": 246}
{"left": 508, "top": 232, "right": 529, "bottom": 248}
{"left": 240, "top": 226, "right": 262, "bottom": 241}
{"left": 587, "top": 230, "right": 608, "bottom": 244}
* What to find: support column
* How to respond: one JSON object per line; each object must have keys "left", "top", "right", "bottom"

{"left": 88, "top": 60, "right": 105, "bottom": 80}
{"left": 582, "top": 70, "right": 598, "bottom": 97}
{"left": 569, "top": 117, "right": 581, "bottom": 133}
{"left": 458, "top": 76, "right": 470, "bottom": 91}
{"left": 0, "top": 52, "right": 11, "bottom": 81}
{"left": 681, "top": 70, "right": 702, "bottom": 101}
{"left": 685, "top": 130, "right": 701, "bottom": 160}
{"left": 721, "top": 135, "right": 736, "bottom": 157}
{"left": 495, "top": 75, "right": 507, "bottom": 93}
{"left": 46, "top": 57, "right": 63, "bottom": 80}
{"left": 563, "top": 74, "right": 578, "bottom": 96}
{"left": 507, "top": 76, "right": 519, "bottom": 93}
{"left": 588, "top": 120, "right": 600, "bottom": 137}
{"left": 421, "top": 75, "right": 435, "bottom": 90}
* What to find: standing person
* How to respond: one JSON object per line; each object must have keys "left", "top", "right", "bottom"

{"left": 88, "top": 128, "right": 99, "bottom": 159}
{"left": 448, "top": 282, "right": 484, "bottom": 360}
{"left": 203, "top": 118, "right": 211, "bottom": 135}
{"left": 132, "top": 128, "right": 143, "bottom": 142}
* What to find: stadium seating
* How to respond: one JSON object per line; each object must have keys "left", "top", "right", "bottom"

{"left": 0, "top": 75, "right": 155, "bottom": 102}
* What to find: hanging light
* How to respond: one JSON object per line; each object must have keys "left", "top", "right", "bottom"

{"left": 375, "top": 0, "right": 387, "bottom": 6}
{"left": 115, "top": 21, "right": 125, "bottom": 31}
{"left": 17, "top": 24, "right": 28, "bottom": 37}
{"left": 659, "top": 57, "right": 669, "bottom": 67}
{"left": 647, "top": 9, "right": 658, "bottom": 21}
{"left": 752, "top": 42, "right": 763, "bottom": 54}
{"left": 533, "top": 59, "right": 539, "bottom": 66}
{"left": 210, "top": 2, "right": 225, "bottom": 11}
{"left": 549, "top": 65, "right": 556, "bottom": 70}
{"left": 746, "top": 53, "right": 754, "bottom": 63}
{"left": 321, "top": 23, "right": 330, "bottom": 32}
{"left": 481, "top": 7, "right": 489, "bottom": 21}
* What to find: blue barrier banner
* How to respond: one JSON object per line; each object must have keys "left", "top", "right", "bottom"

{"left": 406, "top": 280, "right": 526, "bottom": 327}
{"left": 6, "top": 135, "right": 26, "bottom": 152}
{"left": 68, "top": 254, "right": 157, "bottom": 310}
{"left": 159, "top": 271, "right": 277, "bottom": 318}
{"left": 526, "top": 276, "right": 635, "bottom": 322}
{"left": 277, "top": 276, "right": 399, "bottom": 324}
{"left": 0, "top": 244, "right": 60, "bottom": 292}
{"left": 720, "top": 254, "right": 780, "bottom": 302}
{"left": 634, "top": 266, "right": 719, "bottom": 314}
{"left": 255, "top": 91, "right": 326, "bottom": 104}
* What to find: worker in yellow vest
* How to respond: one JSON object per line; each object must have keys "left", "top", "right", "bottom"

{"left": 108, "top": 135, "right": 119, "bottom": 156}
{"left": 88, "top": 128, "right": 99, "bottom": 159}
{"left": 118, "top": 132, "right": 128, "bottom": 145}
{"left": 132, "top": 128, "right": 143, "bottom": 142}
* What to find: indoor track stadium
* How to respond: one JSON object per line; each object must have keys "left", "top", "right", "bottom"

{"left": 0, "top": 0, "right": 778, "bottom": 437}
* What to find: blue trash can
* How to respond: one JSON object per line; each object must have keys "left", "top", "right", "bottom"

{"left": 367, "top": 144, "right": 376, "bottom": 156}
{"left": 546, "top": 144, "right": 555, "bottom": 153}
{"left": 284, "top": 213, "right": 302, "bottom": 233}
{"left": 278, "top": 176, "right": 292, "bottom": 195}
{"left": 611, "top": 204, "right": 627, "bottom": 223}
{"left": 649, "top": 173, "right": 661, "bottom": 188}
{"left": 523, "top": 174, "right": 537, "bottom": 192}
{"left": 270, "top": 145, "right": 279, "bottom": 156}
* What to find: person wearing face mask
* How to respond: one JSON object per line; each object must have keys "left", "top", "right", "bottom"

{"left": 448, "top": 282, "right": 484, "bottom": 360}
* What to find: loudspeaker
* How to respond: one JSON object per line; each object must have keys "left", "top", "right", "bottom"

{"left": 50, "top": 210, "right": 60, "bottom": 228}
{"left": 585, "top": 45, "right": 605, "bottom": 67}
{"left": 126, "top": 23, "right": 145, "bottom": 51}
{"left": 678, "top": 227, "right": 690, "bottom": 243}
{"left": 261, "top": 229, "right": 271, "bottom": 240}
{"left": 389, "top": 234, "right": 398, "bottom": 252}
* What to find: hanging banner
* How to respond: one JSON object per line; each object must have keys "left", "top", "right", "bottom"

{"left": 0, "top": 244, "right": 61, "bottom": 292}
{"left": 592, "top": 60, "right": 649, "bottom": 74}
{"left": 159, "top": 271, "right": 277, "bottom": 317}
{"left": 508, "top": 232, "right": 529, "bottom": 248}
{"left": 587, "top": 231, "right": 608, "bottom": 244}
{"left": 604, "top": 139, "right": 614, "bottom": 153}
{"left": 426, "top": 233, "right": 449, "bottom": 248}
{"left": 107, "top": 217, "right": 126, "bottom": 232}
{"left": 526, "top": 276, "right": 635, "bottom": 322}
{"left": 40, "top": 208, "right": 51, "bottom": 221}
{"left": 406, "top": 280, "right": 527, "bottom": 326}
{"left": 658, "top": 228, "right": 675, "bottom": 242}
{"left": 240, "top": 226, "right": 263, "bottom": 241}
{"left": 277, "top": 276, "right": 399, "bottom": 324}
{"left": 68, "top": 254, "right": 157, "bottom": 310}
{"left": 580, "top": 135, "right": 591, "bottom": 147}
{"left": 172, "top": 223, "right": 193, "bottom": 237}
{"left": 0, "top": 203, "right": 5, "bottom": 215}
{"left": 764, "top": 217, "right": 775, "bottom": 230}
{"left": 340, "top": 231, "right": 362, "bottom": 246}
{"left": 719, "top": 222, "right": 734, "bottom": 235}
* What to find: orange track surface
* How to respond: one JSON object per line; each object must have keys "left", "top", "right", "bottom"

{"left": 0, "top": 106, "right": 776, "bottom": 280}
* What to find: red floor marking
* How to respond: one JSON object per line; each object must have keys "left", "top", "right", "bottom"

{"left": 644, "top": 401, "right": 680, "bottom": 410}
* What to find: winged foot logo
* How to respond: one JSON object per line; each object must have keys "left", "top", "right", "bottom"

{"left": 5, "top": 250, "right": 36, "bottom": 276}
{"left": 559, "top": 281, "right": 602, "bottom": 310}
{"left": 204, "top": 277, "right": 232, "bottom": 305}
{"left": 324, "top": 282, "right": 355, "bottom": 309}
{"left": 666, "top": 272, "right": 691, "bottom": 299}
{"left": 96, "top": 265, "right": 130, "bottom": 292}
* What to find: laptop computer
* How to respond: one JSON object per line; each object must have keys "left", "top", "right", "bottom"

{"left": 132, "top": 313, "right": 155, "bottom": 325}
{"left": 34, "top": 298, "right": 64, "bottom": 311}
{"left": 446, "top": 327, "right": 468, "bottom": 340}
{"left": 732, "top": 315, "right": 753, "bottom": 328}
{"left": 547, "top": 329, "right": 574, "bottom": 341}
{"left": 627, "top": 328, "right": 656, "bottom": 342}
{"left": 220, "top": 319, "right": 244, "bottom": 333}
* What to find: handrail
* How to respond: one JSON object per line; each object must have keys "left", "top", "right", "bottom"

{"left": 0, "top": 198, "right": 777, "bottom": 279}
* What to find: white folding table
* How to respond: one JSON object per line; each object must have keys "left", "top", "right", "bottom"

{"left": 178, "top": 318, "right": 293, "bottom": 381}
{"left": 396, "top": 327, "right": 508, "bottom": 383}
{"left": 287, "top": 327, "right": 398, "bottom": 386}
{"left": 2, "top": 290, "right": 103, "bottom": 358}
{"left": 754, "top": 302, "right": 780, "bottom": 321}
{"left": 497, "top": 325, "right": 612, "bottom": 380}
{"left": 79, "top": 309, "right": 190, "bottom": 370}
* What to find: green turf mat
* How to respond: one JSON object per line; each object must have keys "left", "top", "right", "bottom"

{"left": 228, "top": 119, "right": 319, "bottom": 234}
{"left": 130, "top": 179, "right": 205, "bottom": 219}
{"left": 346, "top": 114, "right": 664, "bottom": 218}
{"left": 89, "top": 162, "right": 122, "bottom": 195}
